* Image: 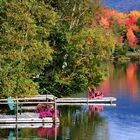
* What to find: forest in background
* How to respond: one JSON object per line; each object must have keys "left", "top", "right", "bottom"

{"left": 0, "top": 0, "right": 140, "bottom": 98}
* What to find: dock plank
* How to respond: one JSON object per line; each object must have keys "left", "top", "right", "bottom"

{"left": 0, "top": 123, "right": 53, "bottom": 128}
{"left": 0, "top": 112, "right": 59, "bottom": 123}
{"left": 56, "top": 97, "right": 117, "bottom": 103}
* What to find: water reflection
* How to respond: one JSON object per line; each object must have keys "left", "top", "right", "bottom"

{"left": 0, "top": 106, "right": 107, "bottom": 140}
{"left": 58, "top": 105, "right": 107, "bottom": 140}
{"left": 99, "top": 63, "right": 139, "bottom": 99}
{"left": 1, "top": 62, "right": 140, "bottom": 140}
{"left": 37, "top": 125, "right": 59, "bottom": 138}
{"left": 0, "top": 124, "right": 59, "bottom": 140}
{"left": 126, "top": 63, "right": 138, "bottom": 99}
{"left": 99, "top": 62, "right": 140, "bottom": 140}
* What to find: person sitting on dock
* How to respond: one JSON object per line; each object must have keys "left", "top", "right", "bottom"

{"left": 88, "top": 87, "right": 94, "bottom": 99}
{"left": 88, "top": 87, "right": 103, "bottom": 99}
{"left": 94, "top": 89, "right": 103, "bottom": 99}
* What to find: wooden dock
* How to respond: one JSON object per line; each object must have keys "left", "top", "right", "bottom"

{"left": 0, "top": 95, "right": 117, "bottom": 104}
{"left": 0, "top": 121, "right": 59, "bottom": 129}
{"left": 0, "top": 95, "right": 117, "bottom": 111}
{"left": 22, "top": 102, "right": 116, "bottom": 111}
{"left": 0, "top": 112, "right": 59, "bottom": 124}
{"left": 56, "top": 97, "right": 116, "bottom": 104}
{"left": 0, "top": 95, "right": 116, "bottom": 126}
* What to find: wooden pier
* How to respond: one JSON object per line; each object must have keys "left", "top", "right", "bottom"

{"left": 0, "top": 96, "right": 59, "bottom": 126}
{"left": 0, "top": 122, "right": 58, "bottom": 129}
{"left": 0, "top": 95, "right": 117, "bottom": 104}
{"left": 0, "top": 95, "right": 116, "bottom": 127}
{"left": 0, "top": 112, "right": 59, "bottom": 124}
{"left": 56, "top": 97, "right": 116, "bottom": 103}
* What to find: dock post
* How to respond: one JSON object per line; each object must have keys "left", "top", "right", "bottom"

{"left": 16, "top": 97, "right": 18, "bottom": 123}
{"left": 87, "top": 92, "right": 89, "bottom": 108}
{"left": 54, "top": 97, "right": 57, "bottom": 140}
{"left": 16, "top": 123, "right": 18, "bottom": 140}
{"left": 110, "top": 99, "right": 112, "bottom": 105}
{"left": 16, "top": 97, "right": 18, "bottom": 140}
{"left": 54, "top": 98, "right": 57, "bottom": 124}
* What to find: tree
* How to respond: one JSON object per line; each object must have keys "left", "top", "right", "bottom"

{"left": 127, "top": 29, "right": 138, "bottom": 47}
{"left": 0, "top": 0, "right": 57, "bottom": 97}
{"left": 37, "top": 10, "right": 116, "bottom": 96}
{"left": 36, "top": 0, "right": 116, "bottom": 97}
{"left": 0, "top": 0, "right": 116, "bottom": 97}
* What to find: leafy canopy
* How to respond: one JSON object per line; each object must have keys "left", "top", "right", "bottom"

{"left": 0, "top": 0, "right": 57, "bottom": 97}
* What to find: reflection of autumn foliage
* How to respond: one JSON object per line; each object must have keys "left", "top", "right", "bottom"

{"left": 88, "top": 106, "right": 103, "bottom": 117}
{"left": 98, "top": 64, "right": 138, "bottom": 98}
{"left": 126, "top": 63, "right": 138, "bottom": 98}
{"left": 89, "top": 106, "right": 103, "bottom": 111}
{"left": 37, "top": 125, "right": 59, "bottom": 138}
{"left": 99, "top": 78, "right": 111, "bottom": 96}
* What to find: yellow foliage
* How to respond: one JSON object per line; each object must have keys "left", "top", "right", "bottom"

{"left": 129, "top": 11, "right": 140, "bottom": 18}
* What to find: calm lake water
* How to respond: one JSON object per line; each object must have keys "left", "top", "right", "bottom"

{"left": 0, "top": 62, "right": 140, "bottom": 140}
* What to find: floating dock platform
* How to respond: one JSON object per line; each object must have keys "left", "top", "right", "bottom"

{"left": 0, "top": 122, "right": 58, "bottom": 129}
{"left": 0, "top": 112, "right": 59, "bottom": 124}
{"left": 56, "top": 97, "right": 116, "bottom": 104}
{"left": 0, "top": 95, "right": 116, "bottom": 125}
{"left": 0, "top": 95, "right": 117, "bottom": 104}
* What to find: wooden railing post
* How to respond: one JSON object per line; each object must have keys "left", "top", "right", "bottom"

{"left": 54, "top": 97, "right": 57, "bottom": 140}
{"left": 16, "top": 96, "right": 18, "bottom": 123}
{"left": 54, "top": 98, "right": 57, "bottom": 124}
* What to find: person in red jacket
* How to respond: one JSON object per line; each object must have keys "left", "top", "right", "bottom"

{"left": 94, "top": 88, "right": 103, "bottom": 99}
{"left": 88, "top": 87, "right": 94, "bottom": 99}
{"left": 88, "top": 87, "right": 103, "bottom": 99}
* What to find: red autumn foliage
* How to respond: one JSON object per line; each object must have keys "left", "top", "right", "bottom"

{"left": 99, "top": 17, "right": 110, "bottom": 28}
{"left": 125, "top": 15, "right": 137, "bottom": 27}
{"left": 96, "top": 8, "right": 139, "bottom": 47}
{"left": 127, "top": 29, "right": 138, "bottom": 46}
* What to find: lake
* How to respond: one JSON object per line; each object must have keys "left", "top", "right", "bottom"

{"left": 103, "top": 0, "right": 140, "bottom": 12}
{"left": 0, "top": 62, "right": 140, "bottom": 140}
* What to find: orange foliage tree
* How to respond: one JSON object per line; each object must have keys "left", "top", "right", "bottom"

{"left": 127, "top": 29, "right": 138, "bottom": 46}
{"left": 96, "top": 8, "right": 140, "bottom": 48}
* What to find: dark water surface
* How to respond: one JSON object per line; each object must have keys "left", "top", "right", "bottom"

{"left": 0, "top": 62, "right": 140, "bottom": 140}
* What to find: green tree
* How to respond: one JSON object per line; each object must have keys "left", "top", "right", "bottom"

{"left": 0, "top": 0, "right": 57, "bottom": 97}
{"left": 37, "top": 0, "right": 116, "bottom": 96}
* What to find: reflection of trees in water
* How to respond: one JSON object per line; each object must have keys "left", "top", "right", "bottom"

{"left": 1, "top": 127, "right": 57, "bottom": 139}
{"left": 99, "top": 62, "right": 140, "bottom": 99}
{"left": 0, "top": 128, "right": 22, "bottom": 139}
{"left": 0, "top": 129, "right": 9, "bottom": 138}
{"left": 1, "top": 106, "right": 107, "bottom": 140}
{"left": 58, "top": 106, "right": 107, "bottom": 140}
